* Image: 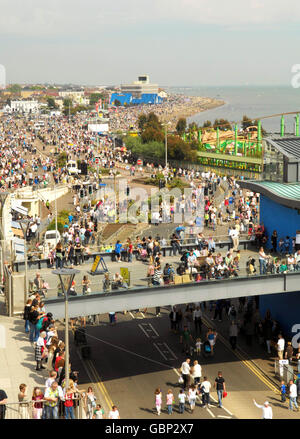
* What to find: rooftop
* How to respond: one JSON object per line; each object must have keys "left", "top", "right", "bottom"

{"left": 265, "top": 136, "right": 300, "bottom": 160}
{"left": 239, "top": 179, "right": 300, "bottom": 209}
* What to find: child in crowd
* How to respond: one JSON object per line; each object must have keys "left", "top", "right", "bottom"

{"left": 178, "top": 389, "right": 187, "bottom": 414}
{"left": 93, "top": 404, "right": 105, "bottom": 419}
{"left": 279, "top": 260, "right": 288, "bottom": 273}
{"left": 195, "top": 338, "right": 202, "bottom": 356}
{"left": 280, "top": 380, "right": 286, "bottom": 403}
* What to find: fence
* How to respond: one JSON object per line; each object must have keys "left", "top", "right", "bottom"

{"left": 274, "top": 359, "right": 296, "bottom": 383}
{"left": 4, "top": 396, "right": 86, "bottom": 419}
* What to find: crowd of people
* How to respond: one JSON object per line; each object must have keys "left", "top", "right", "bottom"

{"left": 2, "top": 111, "right": 300, "bottom": 421}
{"left": 154, "top": 370, "right": 226, "bottom": 416}
{"left": 5, "top": 289, "right": 121, "bottom": 420}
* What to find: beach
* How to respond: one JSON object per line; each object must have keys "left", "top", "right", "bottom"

{"left": 158, "top": 95, "right": 225, "bottom": 129}
{"left": 109, "top": 93, "right": 225, "bottom": 132}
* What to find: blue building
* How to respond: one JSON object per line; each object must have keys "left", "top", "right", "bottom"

{"left": 110, "top": 92, "right": 163, "bottom": 106}
{"left": 240, "top": 136, "right": 300, "bottom": 336}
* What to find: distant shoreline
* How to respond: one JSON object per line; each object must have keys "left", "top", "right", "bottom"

{"left": 159, "top": 95, "right": 225, "bottom": 129}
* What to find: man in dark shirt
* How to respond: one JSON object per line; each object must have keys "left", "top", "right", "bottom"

{"left": 0, "top": 389, "right": 8, "bottom": 419}
{"left": 180, "top": 326, "right": 193, "bottom": 355}
{"left": 214, "top": 371, "right": 226, "bottom": 408}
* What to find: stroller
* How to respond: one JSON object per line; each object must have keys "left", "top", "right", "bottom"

{"left": 202, "top": 340, "right": 212, "bottom": 357}
{"left": 139, "top": 248, "right": 148, "bottom": 262}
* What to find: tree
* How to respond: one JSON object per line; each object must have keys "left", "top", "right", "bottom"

{"left": 71, "top": 105, "right": 89, "bottom": 115}
{"left": 203, "top": 120, "right": 212, "bottom": 128}
{"left": 213, "top": 118, "right": 232, "bottom": 131}
{"left": 89, "top": 93, "right": 105, "bottom": 106}
{"left": 147, "top": 112, "right": 160, "bottom": 127}
{"left": 8, "top": 84, "right": 21, "bottom": 94}
{"left": 141, "top": 126, "right": 164, "bottom": 144}
{"left": 138, "top": 114, "right": 147, "bottom": 131}
{"left": 47, "top": 97, "right": 58, "bottom": 110}
{"left": 188, "top": 122, "right": 198, "bottom": 131}
{"left": 241, "top": 115, "right": 254, "bottom": 130}
{"left": 63, "top": 98, "right": 73, "bottom": 116}
{"left": 176, "top": 118, "right": 187, "bottom": 135}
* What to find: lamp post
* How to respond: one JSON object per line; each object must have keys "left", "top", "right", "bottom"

{"left": 0, "top": 191, "right": 9, "bottom": 281}
{"left": 17, "top": 218, "right": 30, "bottom": 303}
{"left": 162, "top": 122, "right": 171, "bottom": 180}
{"left": 54, "top": 183, "right": 58, "bottom": 247}
{"left": 53, "top": 268, "right": 80, "bottom": 390}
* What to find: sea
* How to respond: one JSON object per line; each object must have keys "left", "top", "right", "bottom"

{"left": 166, "top": 86, "right": 300, "bottom": 134}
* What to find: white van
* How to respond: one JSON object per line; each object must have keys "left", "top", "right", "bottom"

{"left": 66, "top": 160, "right": 81, "bottom": 175}
{"left": 44, "top": 230, "right": 61, "bottom": 249}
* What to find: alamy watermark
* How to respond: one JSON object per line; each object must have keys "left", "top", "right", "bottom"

{"left": 291, "top": 324, "right": 300, "bottom": 349}
{"left": 92, "top": 179, "right": 205, "bottom": 227}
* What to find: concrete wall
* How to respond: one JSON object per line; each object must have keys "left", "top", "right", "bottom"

{"left": 260, "top": 194, "right": 300, "bottom": 250}
{"left": 259, "top": 292, "right": 300, "bottom": 337}
{"left": 15, "top": 185, "right": 69, "bottom": 203}
{"left": 259, "top": 194, "right": 300, "bottom": 336}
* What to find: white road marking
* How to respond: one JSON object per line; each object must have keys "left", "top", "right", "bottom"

{"left": 140, "top": 312, "right": 145, "bottom": 318}
{"left": 210, "top": 394, "right": 233, "bottom": 416}
{"left": 148, "top": 323, "right": 160, "bottom": 337}
{"left": 162, "top": 342, "right": 178, "bottom": 360}
{"left": 138, "top": 324, "right": 150, "bottom": 338}
{"left": 222, "top": 406, "right": 233, "bottom": 416}
{"left": 129, "top": 312, "right": 135, "bottom": 319}
{"left": 139, "top": 323, "right": 159, "bottom": 339}
{"left": 206, "top": 408, "right": 215, "bottom": 418}
{"left": 217, "top": 415, "right": 232, "bottom": 419}
{"left": 153, "top": 343, "right": 168, "bottom": 360}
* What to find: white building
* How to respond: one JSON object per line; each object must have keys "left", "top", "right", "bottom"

{"left": 120, "top": 75, "right": 158, "bottom": 98}
{"left": 10, "top": 100, "right": 39, "bottom": 113}
{"left": 59, "top": 90, "right": 85, "bottom": 99}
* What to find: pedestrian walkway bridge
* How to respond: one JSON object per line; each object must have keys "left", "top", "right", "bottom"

{"left": 44, "top": 271, "right": 300, "bottom": 319}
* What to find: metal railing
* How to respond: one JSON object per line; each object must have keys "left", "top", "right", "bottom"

{"left": 4, "top": 396, "right": 86, "bottom": 419}
{"left": 41, "top": 262, "right": 300, "bottom": 302}
{"left": 274, "top": 359, "right": 296, "bottom": 384}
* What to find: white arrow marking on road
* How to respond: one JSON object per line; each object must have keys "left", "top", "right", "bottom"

{"left": 148, "top": 324, "right": 159, "bottom": 337}
{"left": 162, "top": 342, "right": 178, "bottom": 360}
{"left": 139, "top": 324, "right": 150, "bottom": 338}
{"left": 153, "top": 343, "right": 168, "bottom": 360}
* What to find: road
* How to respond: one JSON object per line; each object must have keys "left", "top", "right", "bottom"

{"left": 65, "top": 305, "right": 300, "bottom": 419}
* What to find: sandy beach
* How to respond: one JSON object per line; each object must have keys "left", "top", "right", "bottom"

{"left": 109, "top": 94, "right": 225, "bottom": 132}
{"left": 158, "top": 95, "right": 225, "bottom": 129}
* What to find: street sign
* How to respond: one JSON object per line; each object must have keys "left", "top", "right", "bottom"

{"left": 89, "top": 256, "right": 108, "bottom": 276}
{"left": 120, "top": 267, "right": 130, "bottom": 286}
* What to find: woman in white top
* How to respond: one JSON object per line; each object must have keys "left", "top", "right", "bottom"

{"left": 188, "top": 385, "right": 197, "bottom": 413}
{"left": 191, "top": 360, "right": 202, "bottom": 385}
{"left": 259, "top": 247, "right": 268, "bottom": 275}
{"left": 287, "top": 255, "right": 295, "bottom": 271}
{"left": 85, "top": 386, "right": 97, "bottom": 419}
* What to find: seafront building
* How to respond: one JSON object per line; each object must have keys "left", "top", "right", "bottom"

{"left": 110, "top": 75, "right": 164, "bottom": 106}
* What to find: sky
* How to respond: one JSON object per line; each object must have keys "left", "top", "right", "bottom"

{"left": 1, "top": 0, "right": 300, "bottom": 86}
